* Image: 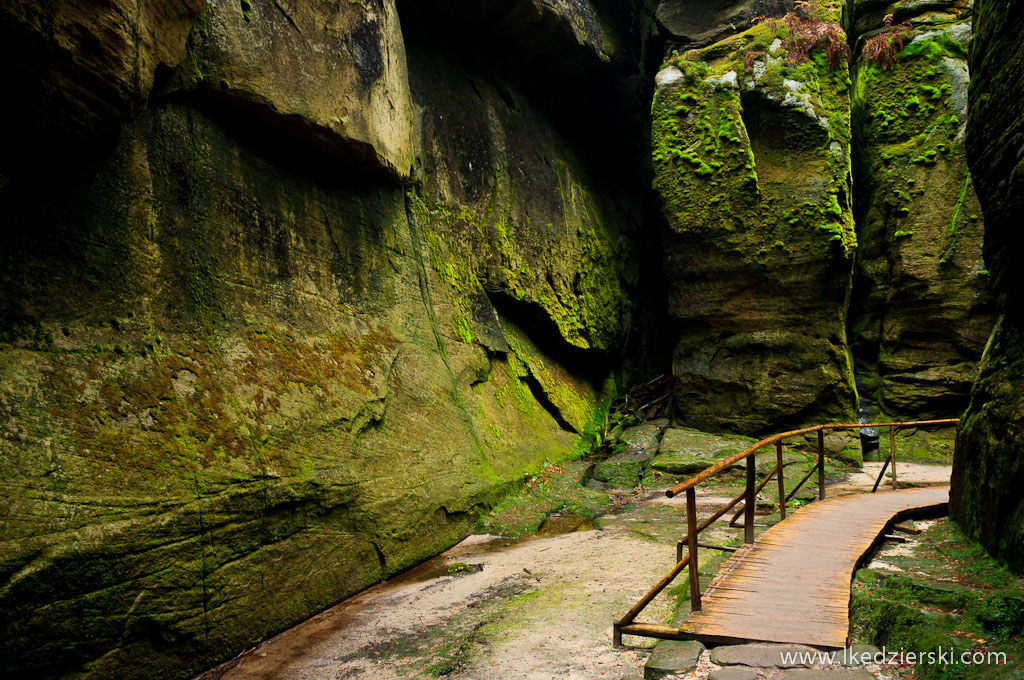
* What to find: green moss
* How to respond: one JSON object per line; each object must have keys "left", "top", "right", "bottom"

{"left": 901, "top": 32, "right": 968, "bottom": 62}
{"left": 414, "top": 155, "right": 625, "bottom": 353}
{"left": 939, "top": 171, "right": 973, "bottom": 265}
{"left": 654, "top": 25, "right": 857, "bottom": 260}
{"left": 850, "top": 520, "right": 1024, "bottom": 679}
{"left": 854, "top": 39, "right": 954, "bottom": 148}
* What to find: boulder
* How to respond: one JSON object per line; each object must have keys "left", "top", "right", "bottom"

{"left": 709, "top": 642, "right": 818, "bottom": 667}
{"left": 645, "top": 639, "right": 705, "bottom": 678}
{"left": 593, "top": 451, "right": 654, "bottom": 487}
{"left": 650, "top": 428, "right": 755, "bottom": 475}
{"left": 620, "top": 418, "right": 671, "bottom": 452}
{"left": 656, "top": 0, "right": 788, "bottom": 48}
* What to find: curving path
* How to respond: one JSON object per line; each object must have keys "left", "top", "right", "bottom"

{"left": 678, "top": 485, "right": 950, "bottom": 649}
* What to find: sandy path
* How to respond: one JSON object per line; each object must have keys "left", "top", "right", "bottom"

{"left": 829, "top": 461, "right": 951, "bottom": 496}
{"left": 201, "top": 522, "right": 681, "bottom": 680}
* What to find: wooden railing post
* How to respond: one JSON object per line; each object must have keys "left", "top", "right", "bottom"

{"left": 890, "top": 425, "right": 897, "bottom": 490}
{"left": 776, "top": 440, "right": 786, "bottom": 520}
{"left": 686, "top": 487, "right": 701, "bottom": 611}
{"left": 745, "top": 452, "right": 756, "bottom": 543}
{"left": 817, "top": 429, "right": 826, "bottom": 500}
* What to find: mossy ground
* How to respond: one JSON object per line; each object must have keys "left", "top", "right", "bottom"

{"left": 473, "top": 461, "right": 610, "bottom": 537}
{"left": 863, "top": 428, "right": 957, "bottom": 464}
{"left": 851, "top": 519, "right": 1024, "bottom": 680}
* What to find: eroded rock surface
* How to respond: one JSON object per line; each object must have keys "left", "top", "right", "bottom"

{"left": 0, "top": 0, "right": 206, "bottom": 153}
{"left": 952, "top": 0, "right": 1024, "bottom": 572}
{"left": 0, "top": 2, "right": 654, "bottom": 678}
{"left": 170, "top": 0, "right": 414, "bottom": 180}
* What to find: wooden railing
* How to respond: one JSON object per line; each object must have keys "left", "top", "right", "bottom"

{"left": 612, "top": 418, "right": 959, "bottom": 646}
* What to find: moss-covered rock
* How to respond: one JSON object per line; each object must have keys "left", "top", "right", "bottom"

{"left": 849, "top": 16, "right": 993, "bottom": 421}
{"left": 591, "top": 420, "right": 667, "bottom": 488}
{"left": 953, "top": 317, "right": 1024, "bottom": 574}
{"left": 649, "top": 427, "right": 756, "bottom": 475}
{"left": 850, "top": 520, "right": 1024, "bottom": 679}
{"left": 0, "top": 101, "right": 603, "bottom": 679}
{"left": 409, "top": 46, "right": 638, "bottom": 353}
{"left": 593, "top": 451, "right": 653, "bottom": 488}
{"left": 653, "top": 4, "right": 858, "bottom": 435}
{"left": 952, "top": 0, "right": 1024, "bottom": 574}
{"left": 474, "top": 461, "right": 611, "bottom": 536}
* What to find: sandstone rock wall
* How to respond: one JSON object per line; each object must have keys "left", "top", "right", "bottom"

{"left": 652, "top": 0, "right": 994, "bottom": 436}
{"left": 0, "top": 0, "right": 206, "bottom": 155}
{"left": 0, "top": 1, "right": 657, "bottom": 677}
{"left": 952, "top": 0, "right": 1024, "bottom": 572}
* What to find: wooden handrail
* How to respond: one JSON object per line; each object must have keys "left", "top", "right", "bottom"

{"left": 615, "top": 417, "right": 960, "bottom": 647}
{"left": 665, "top": 419, "right": 959, "bottom": 497}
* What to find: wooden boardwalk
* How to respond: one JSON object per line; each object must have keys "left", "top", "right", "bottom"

{"left": 678, "top": 486, "right": 950, "bottom": 649}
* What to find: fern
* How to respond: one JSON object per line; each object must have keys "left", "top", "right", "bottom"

{"left": 780, "top": 0, "right": 851, "bottom": 70}
{"left": 862, "top": 16, "right": 915, "bottom": 71}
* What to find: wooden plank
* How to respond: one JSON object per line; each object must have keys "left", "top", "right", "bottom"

{"left": 675, "top": 486, "right": 949, "bottom": 650}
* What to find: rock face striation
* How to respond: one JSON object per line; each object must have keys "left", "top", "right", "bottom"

{"left": 952, "top": 0, "right": 1024, "bottom": 572}
{"left": 0, "top": 1, "right": 659, "bottom": 678}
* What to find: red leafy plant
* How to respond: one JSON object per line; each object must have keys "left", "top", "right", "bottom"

{"left": 782, "top": 0, "right": 851, "bottom": 70}
{"left": 862, "top": 14, "right": 915, "bottom": 70}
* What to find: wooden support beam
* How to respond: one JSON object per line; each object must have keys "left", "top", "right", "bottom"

{"left": 776, "top": 441, "right": 787, "bottom": 520}
{"left": 745, "top": 453, "right": 756, "bottom": 543}
{"left": 686, "top": 488, "right": 702, "bottom": 611}
{"left": 817, "top": 429, "right": 826, "bottom": 500}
